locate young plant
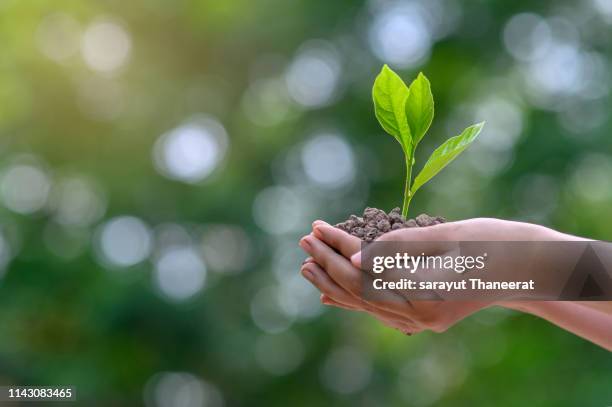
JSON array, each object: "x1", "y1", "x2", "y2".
[{"x1": 372, "y1": 65, "x2": 484, "y2": 218}]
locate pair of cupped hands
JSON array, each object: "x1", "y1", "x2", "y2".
[{"x1": 298, "y1": 217, "x2": 568, "y2": 335}]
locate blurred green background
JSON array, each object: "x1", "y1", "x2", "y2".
[{"x1": 0, "y1": 0, "x2": 611, "y2": 405}]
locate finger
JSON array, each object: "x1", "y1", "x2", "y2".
[
  {"x1": 302, "y1": 256, "x2": 315, "y2": 265},
  {"x1": 301, "y1": 262, "x2": 363, "y2": 307},
  {"x1": 305, "y1": 263, "x2": 419, "y2": 325},
  {"x1": 299, "y1": 238, "x2": 417, "y2": 316},
  {"x1": 301, "y1": 235, "x2": 407, "y2": 305},
  {"x1": 300, "y1": 235, "x2": 363, "y2": 294},
  {"x1": 321, "y1": 294, "x2": 360, "y2": 311},
  {"x1": 306, "y1": 264, "x2": 394, "y2": 314},
  {"x1": 312, "y1": 221, "x2": 361, "y2": 258}
]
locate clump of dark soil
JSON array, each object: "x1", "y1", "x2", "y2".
[{"x1": 335, "y1": 207, "x2": 446, "y2": 242}]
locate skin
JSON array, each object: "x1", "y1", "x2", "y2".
[{"x1": 299, "y1": 218, "x2": 612, "y2": 351}]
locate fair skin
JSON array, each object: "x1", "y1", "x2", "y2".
[{"x1": 299, "y1": 218, "x2": 612, "y2": 351}]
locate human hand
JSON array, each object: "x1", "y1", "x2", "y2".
[
  {"x1": 299, "y1": 220, "x2": 502, "y2": 333},
  {"x1": 299, "y1": 217, "x2": 585, "y2": 333},
  {"x1": 300, "y1": 218, "x2": 612, "y2": 349},
  {"x1": 301, "y1": 258, "x2": 425, "y2": 334}
]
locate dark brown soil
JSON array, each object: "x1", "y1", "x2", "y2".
[{"x1": 335, "y1": 207, "x2": 446, "y2": 242}]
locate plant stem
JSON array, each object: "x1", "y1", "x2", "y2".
[{"x1": 402, "y1": 154, "x2": 413, "y2": 218}]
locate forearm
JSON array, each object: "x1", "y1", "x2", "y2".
[
  {"x1": 501, "y1": 301, "x2": 612, "y2": 352},
  {"x1": 574, "y1": 301, "x2": 612, "y2": 313}
]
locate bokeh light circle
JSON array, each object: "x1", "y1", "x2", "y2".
[
  {"x1": 37, "y1": 13, "x2": 81, "y2": 63},
  {"x1": 301, "y1": 133, "x2": 356, "y2": 189},
  {"x1": 285, "y1": 40, "x2": 341, "y2": 108},
  {"x1": 154, "y1": 246, "x2": 207, "y2": 301},
  {"x1": 144, "y1": 372, "x2": 224, "y2": 407},
  {"x1": 252, "y1": 186, "x2": 311, "y2": 235},
  {"x1": 50, "y1": 176, "x2": 106, "y2": 227},
  {"x1": 503, "y1": 13, "x2": 552, "y2": 62},
  {"x1": 369, "y1": 4, "x2": 432, "y2": 68},
  {"x1": 320, "y1": 347, "x2": 372, "y2": 394},
  {"x1": 254, "y1": 332, "x2": 305, "y2": 375},
  {"x1": 154, "y1": 116, "x2": 228, "y2": 184},
  {"x1": 81, "y1": 18, "x2": 132, "y2": 73},
  {"x1": 96, "y1": 216, "x2": 152, "y2": 268},
  {"x1": 0, "y1": 162, "x2": 51, "y2": 215}
]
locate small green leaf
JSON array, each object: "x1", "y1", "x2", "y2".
[
  {"x1": 405, "y1": 72, "x2": 434, "y2": 148},
  {"x1": 372, "y1": 64, "x2": 411, "y2": 151},
  {"x1": 411, "y1": 122, "x2": 485, "y2": 195}
]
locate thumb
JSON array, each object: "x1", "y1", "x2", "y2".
[
  {"x1": 375, "y1": 222, "x2": 456, "y2": 242},
  {"x1": 352, "y1": 221, "x2": 459, "y2": 268},
  {"x1": 372, "y1": 222, "x2": 459, "y2": 256}
]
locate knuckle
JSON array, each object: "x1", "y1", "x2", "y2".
[
  {"x1": 325, "y1": 230, "x2": 339, "y2": 246},
  {"x1": 315, "y1": 251, "x2": 331, "y2": 269},
  {"x1": 325, "y1": 226, "x2": 346, "y2": 246}
]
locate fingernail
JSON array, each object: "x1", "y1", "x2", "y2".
[
  {"x1": 302, "y1": 257, "x2": 314, "y2": 265},
  {"x1": 299, "y1": 237, "x2": 312, "y2": 251},
  {"x1": 312, "y1": 226, "x2": 324, "y2": 239},
  {"x1": 302, "y1": 268, "x2": 314, "y2": 282},
  {"x1": 351, "y1": 251, "x2": 361, "y2": 266},
  {"x1": 312, "y1": 220, "x2": 329, "y2": 228}
]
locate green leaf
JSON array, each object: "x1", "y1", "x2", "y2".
[
  {"x1": 372, "y1": 64, "x2": 411, "y2": 151},
  {"x1": 411, "y1": 122, "x2": 485, "y2": 195},
  {"x1": 405, "y1": 72, "x2": 434, "y2": 148}
]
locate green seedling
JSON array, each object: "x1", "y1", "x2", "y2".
[{"x1": 372, "y1": 64, "x2": 484, "y2": 218}]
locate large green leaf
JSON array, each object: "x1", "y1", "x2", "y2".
[
  {"x1": 372, "y1": 64, "x2": 411, "y2": 151},
  {"x1": 405, "y1": 72, "x2": 434, "y2": 148},
  {"x1": 411, "y1": 122, "x2": 485, "y2": 194}
]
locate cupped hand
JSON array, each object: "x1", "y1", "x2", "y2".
[
  {"x1": 301, "y1": 258, "x2": 422, "y2": 334},
  {"x1": 297, "y1": 219, "x2": 536, "y2": 333},
  {"x1": 299, "y1": 218, "x2": 612, "y2": 350}
]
